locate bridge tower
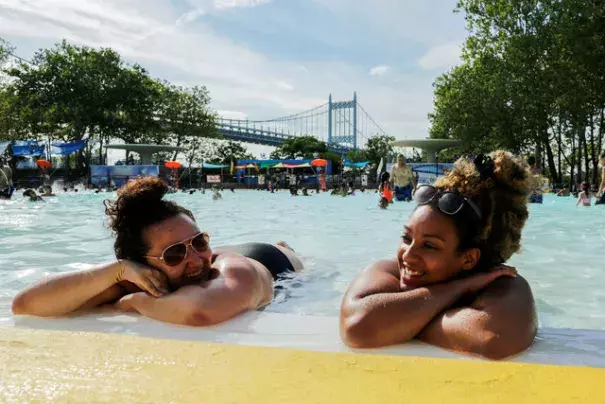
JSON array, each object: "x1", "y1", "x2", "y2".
[{"x1": 328, "y1": 92, "x2": 358, "y2": 151}]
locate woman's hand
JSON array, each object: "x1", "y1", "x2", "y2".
[
  {"x1": 459, "y1": 264, "x2": 518, "y2": 295},
  {"x1": 116, "y1": 260, "x2": 170, "y2": 297},
  {"x1": 114, "y1": 293, "x2": 138, "y2": 312}
]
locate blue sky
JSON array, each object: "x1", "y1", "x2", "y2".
[{"x1": 0, "y1": 0, "x2": 467, "y2": 154}]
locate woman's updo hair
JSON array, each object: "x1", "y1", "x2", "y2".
[
  {"x1": 433, "y1": 150, "x2": 532, "y2": 270},
  {"x1": 104, "y1": 177, "x2": 194, "y2": 263}
]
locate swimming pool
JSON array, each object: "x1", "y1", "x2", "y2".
[{"x1": 1, "y1": 190, "x2": 604, "y2": 331}]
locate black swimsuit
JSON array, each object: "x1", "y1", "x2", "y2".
[{"x1": 227, "y1": 243, "x2": 294, "y2": 279}]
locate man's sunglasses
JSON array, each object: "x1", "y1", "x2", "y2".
[
  {"x1": 413, "y1": 185, "x2": 482, "y2": 220},
  {"x1": 144, "y1": 232, "x2": 210, "y2": 267}
]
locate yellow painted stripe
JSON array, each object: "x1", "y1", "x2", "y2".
[{"x1": 1, "y1": 328, "x2": 604, "y2": 403}]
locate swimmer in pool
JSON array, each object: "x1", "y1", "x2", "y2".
[
  {"x1": 0, "y1": 159, "x2": 14, "y2": 200},
  {"x1": 41, "y1": 185, "x2": 56, "y2": 197},
  {"x1": 340, "y1": 151, "x2": 537, "y2": 360},
  {"x1": 378, "y1": 172, "x2": 393, "y2": 203},
  {"x1": 12, "y1": 177, "x2": 303, "y2": 326},
  {"x1": 527, "y1": 156, "x2": 545, "y2": 203},
  {"x1": 23, "y1": 189, "x2": 44, "y2": 202},
  {"x1": 596, "y1": 153, "x2": 605, "y2": 205},
  {"x1": 390, "y1": 154, "x2": 415, "y2": 201},
  {"x1": 576, "y1": 182, "x2": 592, "y2": 207}
]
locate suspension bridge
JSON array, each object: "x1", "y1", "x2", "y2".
[{"x1": 216, "y1": 93, "x2": 389, "y2": 154}]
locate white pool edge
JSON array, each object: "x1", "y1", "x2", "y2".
[{"x1": 2, "y1": 311, "x2": 605, "y2": 368}]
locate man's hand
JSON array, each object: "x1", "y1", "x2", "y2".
[{"x1": 115, "y1": 260, "x2": 169, "y2": 297}]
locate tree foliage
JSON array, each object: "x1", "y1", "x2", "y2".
[
  {"x1": 0, "y1": 39, "x2": 219, "y2": 170},
  {"x1": 429, "y1": 0, "x2": 605, "y2": 186},
  {"x1": 364, "y1": 135, "x2": 395, "y2": 165},
  {"x1": 269, "y1": 135, "x2": 328, "y2": 159},
  {"x1": 0, "y1": 37, "x2": 14, "y2": 68},
  {"x1": 214, "y1": 140, "x2": 254, "y2": 165}
]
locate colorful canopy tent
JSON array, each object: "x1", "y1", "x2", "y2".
[
  {"x1": 235, "y1": 163, "x2": 258, "y2": 170},
  {"x1": 12, "y1": 141, "x2": 46, "y2": 157},
  {"x1": 202, "y1": 163, "x2": 228, "y2": 169},
  {"x1": 7, "y1": 139, "x2": 87, "y2": 159},
  {"x1": 235, "y1": 158, "x2": 333, "y2": 186},
  {"x1": 283, "y1": 163, "x2": 311, "y2": 168},
  {"x1": 50, "y1": 140, "x2": 86, "y2": 156},
  {"x1": 0, "y1": 141, "x2": 10, "y2": 156},
  {"x1": 344, "y1": 160, "x2": 370, "y2": 168}
]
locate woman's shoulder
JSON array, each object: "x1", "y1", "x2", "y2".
[
  {"x1": 364, "y1": 258, "x2": 399, "y2": 275},
  {"x1": 477, "y1": 274, "x2": 534, "y2": 305}
]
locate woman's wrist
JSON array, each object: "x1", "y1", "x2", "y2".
[
  {"x1": 111, "y1": 259, "x2": 128, "y2": 283},
  {"x1": 439, "y1": 276, "x2": 475, "y2": 298}
]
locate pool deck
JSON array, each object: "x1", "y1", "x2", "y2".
[
  {"x1": 2, "y1": 326, "x2": 604, "y2": 403},
  {"x1": 2, "y1": 312, "x2": 605, "y2": 402}
]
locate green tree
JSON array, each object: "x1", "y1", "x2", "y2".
[
  {"x1": 157, "y1": 84, "x2": 217, "y2": 160},
  {"x1": 213, "y1": 140, "x2": 253, "y2": 165},
  {"x1": 346, "y1": 149, "x2": 368, "y2": 162},
  {"x1": 364, "y1": 135, "x2": 395, "y2": 165},
  {"x1": 0, "y1": 40, "x2": 218, "y2": 172},
  {"x1": 428, "y1": 0, "x2": 605, "y2": 187},
  {"x1": 270, "y1": 136, "x2": 328, "y2": 159},
  {"x1": 0, "y1": 37, "x2": 14, "y2": 69}
]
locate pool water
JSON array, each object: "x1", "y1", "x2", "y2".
[{"x1": 1, "y1": 190, "x2": 604, "y2": 331}]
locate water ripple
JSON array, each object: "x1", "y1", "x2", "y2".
[{"x1": 1, "y1": 191, "x2": 604, "y2": 330}]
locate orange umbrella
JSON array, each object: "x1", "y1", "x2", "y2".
[
  {"x1": 36, "y1": 160, "x2": 52, "y2": 172},
  {"x1": 311, "y1": 158, "x2": 328, "y2": 167},
  {"x1": 36, "y1": 159, "x2": 52, "y2": 169},
  {"x1": 164, "y1": 161, "x2": 181, "y2": 169}
]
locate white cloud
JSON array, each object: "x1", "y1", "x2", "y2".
[
  {"x1": 213, "y1": 0, "x2": 273, "y2": 10},
  {"x1": 216, "y1": 110, "x2": 248, "y2": 120},
  {"x1": 275, "y1": 80, "x2": 294, "y2": 91},
  {"x1": 0, "y1": 0, "x2": 465, "y2": 145},
  {"x1": 369, "y1": 65, "x2": 389, "y2": 76},
  {"x1": 418, "y1": 42, "x2": 462, "y2": 70},
  {"x1": 176, "y1": 8, "x2": 205, "y2": 27}
]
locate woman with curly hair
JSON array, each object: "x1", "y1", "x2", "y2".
[
  {"x1": 340, "y1": 151, "x2": 537, "y2": 360},
  {"x1": 12, "y1": 177, "x2": 302, "y2": 326}
]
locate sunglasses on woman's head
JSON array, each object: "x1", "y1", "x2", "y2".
[
  {"x1": 144, "y1": 232, "x2": 210, "y2": 267},
  {"x1": 413, "y1": 185, "x2": 482, "y2": 220}
]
